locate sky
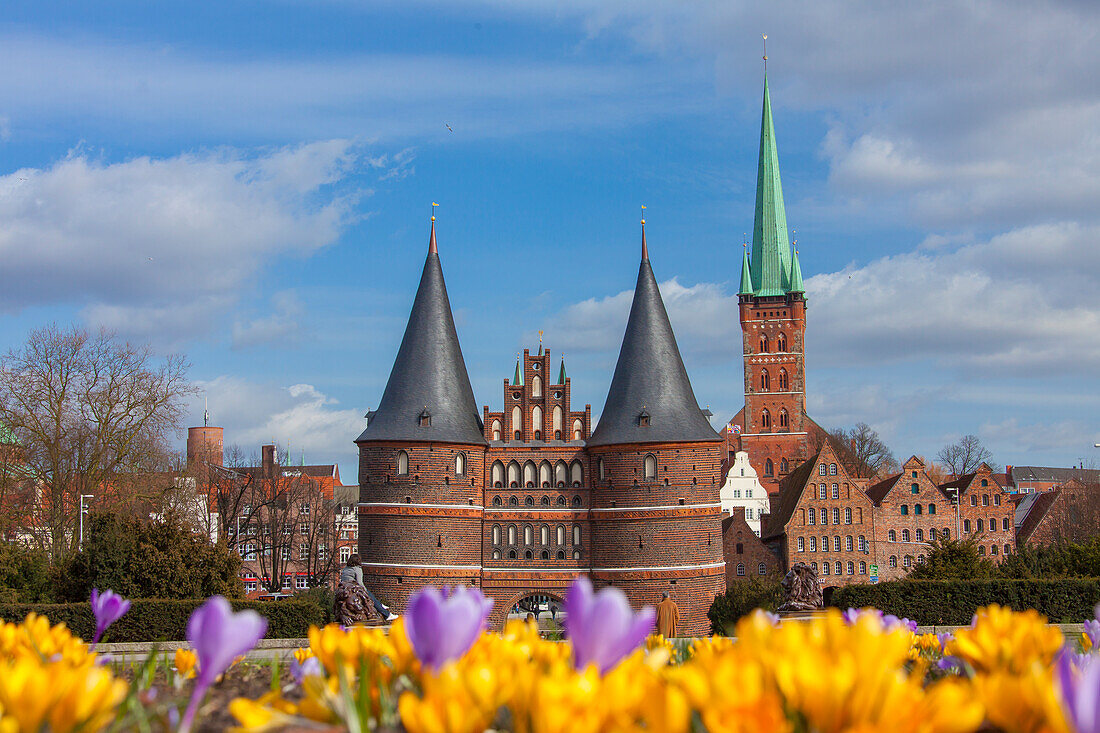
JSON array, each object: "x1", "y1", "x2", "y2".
[{"x1": 1, "y1": 0, "x2": 1099, "y2": 481}]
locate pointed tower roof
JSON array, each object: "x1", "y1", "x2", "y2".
[
  {"x1": 588, "y1": 228, "x2": 722, "y2": 447},
  {"x1": 558, "y1": 356, "x2": 567, "y2": 384},
  {"x1": 789, "y1": 248, "x2": 805, "y2": 294},
  {"x1": 738, "y1": 247, "x2": 754, "y2": 296},
  {"x1": 749, "y1": 74, "x2": 793, "y2": 297},
  {"x1": 513, "y1": 358, "x2": 524, "y2": 387},
  {"x1": 355, "y1": 219, "x2": 486, "y2": 446}
]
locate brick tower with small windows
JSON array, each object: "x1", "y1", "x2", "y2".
[
  {"x1": 728, "y1": 71, "x2": 827, "y2": 493},
  {"x1": 585, "y1": 223, "x2": 727, "y2": 636},
  {"x1": 355, "y1": 218, "x2": 488, "y2": 605}
]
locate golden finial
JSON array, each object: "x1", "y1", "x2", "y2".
[
  {"x1": 763, "y1": 34, "x2": 768, "y2": 70},
  {"x1": 538, "y1": 330, "x2": 543, "y2": 344},
  {"x1": 431, "y1": 202, "x2": 438, "y2": 221},
  {"x1": 640, "y1": 204, "x2": 646, "y2": 225}
]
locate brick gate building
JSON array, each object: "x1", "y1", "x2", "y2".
[{"x1": 355, "y1": 218, "x2": 725, "y2": 634}]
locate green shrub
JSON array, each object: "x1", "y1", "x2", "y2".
[
  {"x1": 293, "y1": 586, "x2": 335, "y2": 625},
  {"x1": 830, "y1": 578, "x2": 1100, "y2": 625},
  {"x1": 707, "y1": 576, "x2": 783, "y2": 634},
  {"x1": 0, "y1": 598, "x2": 324, "y2": 642},
  {"x1": 0, "y1": 544, "x2": 56, "y2": 603},
  {"x1": 59, "y1": 511, "x2": 242, "y2": 602}
]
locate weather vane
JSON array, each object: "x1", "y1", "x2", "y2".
[{"x1": 431, "y1": 202, "x2": 438, "y2": 221}]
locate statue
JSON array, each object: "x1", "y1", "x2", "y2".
[{"x1": 777, "y1": 562, "x2": 823, "y2": 613}]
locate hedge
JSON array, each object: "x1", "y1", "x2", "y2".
[
  {"x1": 830, "y1": 578, "x2": 1100, "y2": 625},
  {"x1": 0, "y1": 598, "x2": 326, "y2": 642}
]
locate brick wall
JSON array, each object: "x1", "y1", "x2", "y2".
[{"x1": 722, "y1": 507, "x2": 780, "y2": 584}]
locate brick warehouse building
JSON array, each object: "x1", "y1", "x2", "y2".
[
  {"x1": 726, "y1": 74, "x2": 828, "y2": 494},
  {"x1": 355, "y1": 213, "x2": 726, "y2": 634}
]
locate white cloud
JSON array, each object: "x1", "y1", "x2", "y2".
[
  {"x1": 192, "y1": 377, "x2": 364, "y2": 473},
  {"x1": 232, "y1": 291, "x2": 304, "y2": 350},
  {"x1": 0, "y1": 141, "x2": 367, "y2": 341}
]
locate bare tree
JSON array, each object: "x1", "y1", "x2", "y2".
[
  {"x1": 828, "y1": 423, "x2": 898, "y2": 479},
  {"x1": 0, "y1": 325, "x2": 192, "y2": 559},
  {"x1": 937, "y1": 435, "x2": 994, "y2": 480}
]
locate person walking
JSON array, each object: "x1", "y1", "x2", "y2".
[{"x1": 656, "y1": 592, "x2": 679, "y2": 638}]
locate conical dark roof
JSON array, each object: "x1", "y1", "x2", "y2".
[
  {"x1": 588, "y1": 228, "x2": 721, "y2": 447},
  {"x1": 355, "y1": 222, "x2": 486, "y2": 446}
]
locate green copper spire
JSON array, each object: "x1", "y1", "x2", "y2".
[
  {"x1": 749, "y1": 74, "x2": 793, "y2": 297},
  {"x1": 738, "y1": 247, "x2": 754, "y2": 296},
  {"x1": 789, "y1": 248, "x2": 805, "y2": 294},
  {"x1": 558, "y1": 356, "x2": 567, "y2": 384},
  {"x1": 513, "y1": 358, "x2": 523, "y2": 386}
]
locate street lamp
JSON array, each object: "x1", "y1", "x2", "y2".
[{"x1": 78, "y1": 494, "x2": 95, "y2": 550}]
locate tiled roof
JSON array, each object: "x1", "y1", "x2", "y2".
[
  {"x1": 864, "y1": 474, "x2": 902, "y2": 504},
  {"x1": 1015, "y1": 490, "x2": 1060, "y2": 544},
  {"x1": 762, "y1": 447, "x2": 821, "y2": 540},
  {"x1": 1011, "y1": 466, "x2": 1100, "y2": 484}
]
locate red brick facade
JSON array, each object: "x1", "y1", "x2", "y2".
[
  {"x1": 940, "y1": 463, "x2": 1015, "y2": 560},
  {"x1": 722, "y1": 507, "x2": 780, "y2": 584},
  {"x1": 868, "y1": 457, "x2": 955, "y2": 580},
  {"x1": 359, "y1": 349, "x2": 726, "y2": 635}
]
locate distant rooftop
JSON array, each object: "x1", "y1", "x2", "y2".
[{"x1": 1010, "y1": 465, "x2": 1100, "y2": 484}]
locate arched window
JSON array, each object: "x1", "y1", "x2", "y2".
[
  {"x1": 916, "y1": 528, "x2": 924, "y2": 542},
  {"x1": 902, "y1": 529, "x2": 911, "y2": 542},
  {"x1": 493, "y1": 549, "x2": 501, "y2": 560},
  {"x1": 777, "y1": 333, "x2": 787, "y2": 352},
  {"x1": 889, "y1": 529, "x2": 897, "y2": 542},
  {"x1": 557, "y1": 496, "x2": 567, "y2": 506},
  {"x1": 541, "y1": 550, "x2": 549, "y2": 560},
  {"x1": 556, "y1": 525, "x2": 565, "y2": 545},
  {"x1": 929, "y1": 528, "x2": 937, "y2": 540},
  {"x1": 781, "y1": 458, "x2": 789, "y2": 473},
  {"x1": 797, "y1": 537, "x2": 805, "y2": 552},
  {"x1": 821, "y1": 562, "x2": 830, "y2": 576},
  {"x1": 523, "y1": 526, "x2": 532, "y2": 545},
  {"x1": 889, "y1": 556, "x2": 898, "y2": 568},
  {"x1": 832, "y1": 484, "x2": 839, "y2": 499},
  {"x1": 572, "y1": 419, "x2": 583, "y2": 441},
  {"x1": 597, "y1": 457, "x2": 605, "y2": 480},
  {"x1": 844, "y1": 507, "x2": 852, "y2": 524},
  {"x1": 859, "y1": 561, "x2": 866, "y2": 574},
  {"x1": 991, "y1": 544, "x2": 998, "y2": 555},
  {"x1": 532, "y1": 405, "x2": 542, "y2": 436},
  {"x1": 507, "y1": 461, "x2": 520, "y2": 487},
  {"x1": 833, "y1": 536, "x2": 841, "y2": 552},
  {"x1": 819, "y1": 484, "x2": 827, "y2": 500},
  {"x1": 830, "y1": 463, "x2": 837, "y2": 476},
  {"x1": 964, "y1": 519, "x2": 971, "y2": 533},
  {"x1": 761, "y1": 409, "x2": 771, "y2": 429},
  {"x1": 508, "y1": 526, "x2": 516, "y2": 545},
  {"x1": 760, "y1": 334, "x2": 769, "y2": 353},
  {"x1": 819, "y1": 508, "x2": 827, "y2": 525},
  {"x1": 761, "y1": 369, "x2": 770, "y2": 391},
  {"x1": 572, "y1": 495, "x2": 582, "y2": 507},
  {"x1": 859, "y1": 535, "x2": 867, "y2": 551},
  {"x1": 524, "y1": 461, "x2": 536, "y2": 487},
  {"x1": 511, "y1": 405, "x2": 523, "y2": 438},
  {"x1": 525, "y1": 550, "x2": 533, "y2": 559},
  {"x1": 820, "y1": 464, "x2": 827, "y2": 476},
  {"x1": 573, "y1": 549, "x2": 581, "y2": 560},
  {"x1": 509, "y1": 495, "x2": 518, "y2": 506},
  {"x1": 508, "y1": 549, "x2": 517, "y2": 559},
  {"x1": 455, "y1": 453, "x2": 466, "y2": 476},
  {"x1": 397, "y1": 450, "x2": 409, "y2": 476},
  {"x1": 539, "y1": 461, "x2": 552, "y2": 488},
  {"x1": 764, "y1": 459, "x2": 774, "y2": 477},
  {"x1": 759, "y1": 563, "x2": 767, "y2": 575},
  {"x1": 555, "y1": 461, "x2": 567, "y2": 487},
  {"x1": 900, "y1": 505, "x2": 908, "y2": 515},
  {"x1": 491, "y1": 461, "x2": 504, "y2": 487},
  {"x1": 492, "y1": 495, "x2": 502, "y2": 506},
  {"x1": 736, "y1": 563, "x2": 745, "y2": 576},
  {"x1": 846, "y1": 561, "x2": 854, "y2": 575},
  {"x1": 553, "y1": 406, "x2": 563, "y2": 437},
  {"x1": 914, "y1": 504, "x2": 923, "y2": 515},
  {"x1": 929, "y1": 503, "x2": 936, "y2": 514},
  {"x1": 832, "y1": 508, "x2": 840, "y2": 524},
  {"x1": 644, "y1": 454, "x2": 657, "y2": 479},
  {"x1": 845, "y1": 536, "x2": 853, "y2": 551},
  {"x1": 525, "y1": 496, "x2": 534, "y2": 506},
  {"x1": 540, "y1": 525, "x2": 549, "y2": 545},
  {"x1": 778, "y1": 368, "x2": 789, "y2": 390},
  {"x1": 531, "y1": 375, "x2": 542, "y2": 397},
  {"x1": 978, "y1": 545, "x2": 986, "y2": 556},
  {"x1": 492, "y1": 525, "x2": 501, "y2": 545},
  {"x1": 571, "y1": 461, "x2": 583, "y2": 486},
  {"x1": 557, "y1": 550, "x2": 565, "y2": 560},
  {"x1": 976, "y1": 519, "x2": 984, "y2": 532},
  {"x1": 809, "y1": 537, "x2": 817, "y2": 551},
  {"x1": 491, "y1": 419, "x2": 502, "y2": 441},
  {"x1": 573, "y1": 525, "x2": 581, "y2": 545},
  {"x1": 809, "y1": 510, "x2": 816, "y2": 526},
  {"x1": 779, "y1": 409, "x2": 789, "y2": 428}
]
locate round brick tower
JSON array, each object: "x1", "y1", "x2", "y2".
[
  {"x1": 586, "y1": 224, "x2": 727, "y2": 635},
  {"x1": 355, "y1": 217, "x2": 488, "y2": 610}
]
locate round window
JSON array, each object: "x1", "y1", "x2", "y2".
[
  {"x1": 554, "y1": 391, "x2": 562, "y2": 399},
  {"x1": 512, "y1": 392, "x2": 520, "y2": 400},
  {"x1": 532, "y1": 363, "x2": 540, "y2": 371}
]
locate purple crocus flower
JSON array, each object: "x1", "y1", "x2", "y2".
[
  {"x1": 563, "y1": 576, "x2": 655, "y2": 674},
  {"x1": 290, "y1": 655, "x2": 323, "y2": 684},
  {"x1": 937, "y1": 656, "x2": 963, "y2": 673},
  {"x1": 1058, "y1": 648, "x2": 1100, "y2": 733},
  {"x1": 1086, "y1": 607, "x2": 1100, "y2": 650},
  {"x1": 89, "y1": 589, "x2": 131, "y2": 646},
  {"x1": 937, "y1": 632, "x2": 953, "y2": 652},
  {"x1": 179, "y1": 596, "x2": 267, "y2": 733},
  {"x1": 405, "y1": 585, "x2": 493, "y2": 670},
  {"x1": 882, "y1": 614, "x2": 918, "y2": 633},
  {"x1": 842, "y1": 608, "x2": 883, "y2": 626}
]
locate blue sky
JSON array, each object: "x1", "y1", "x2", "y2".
[{"x1": 2, "y1": 0, "x2": 1099, "y2": 480}]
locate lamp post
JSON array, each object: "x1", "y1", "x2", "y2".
[{"x1": 78, "y1": 494, "x2": 95, "y2": 550}]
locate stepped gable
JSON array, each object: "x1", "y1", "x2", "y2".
[
  {"x1": 588, "y1": 225, "x2": 721, "y2": 447},
  {"x1": 761, "y1": 448, "x2": 820, "y2": 539},
  {"x1": 356, "y1": 221, "x2": 486, "y2": 446}
]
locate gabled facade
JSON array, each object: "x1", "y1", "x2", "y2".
[
  {"x1": 762, "y1": 441, "x2": 875, "y2": 588},
  {"x1": 719, "y1": 451, "x2": 771, "y2": 536},
  {"x1": 867, "y1": 456, "x2": 955, "y2": 580},
  {"x1": 939, "y1": 463, "x2": 1015, "y2": 560},
  {"x1": 1015, "y1": 479, "x2": 1100, "y2": 546}
]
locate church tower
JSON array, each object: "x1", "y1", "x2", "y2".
[{"x1": 732, "y1": 72, "x2": 823, "y2": 494}]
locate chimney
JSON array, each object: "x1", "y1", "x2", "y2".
[{"x1": 262, "y1": 444, "x2": 277, "y2": 479}]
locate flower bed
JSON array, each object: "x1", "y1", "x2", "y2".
[{"x1": 1, "y1": 579, "x2": 1097, "y2": 732}]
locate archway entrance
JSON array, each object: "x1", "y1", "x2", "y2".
[{"x1": 503, "y1": 591, "x2": 567, "y2": 631}]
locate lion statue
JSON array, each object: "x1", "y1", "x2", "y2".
[{"x1": 777, "y1": 561, "x2": 823, "y2": 612}]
